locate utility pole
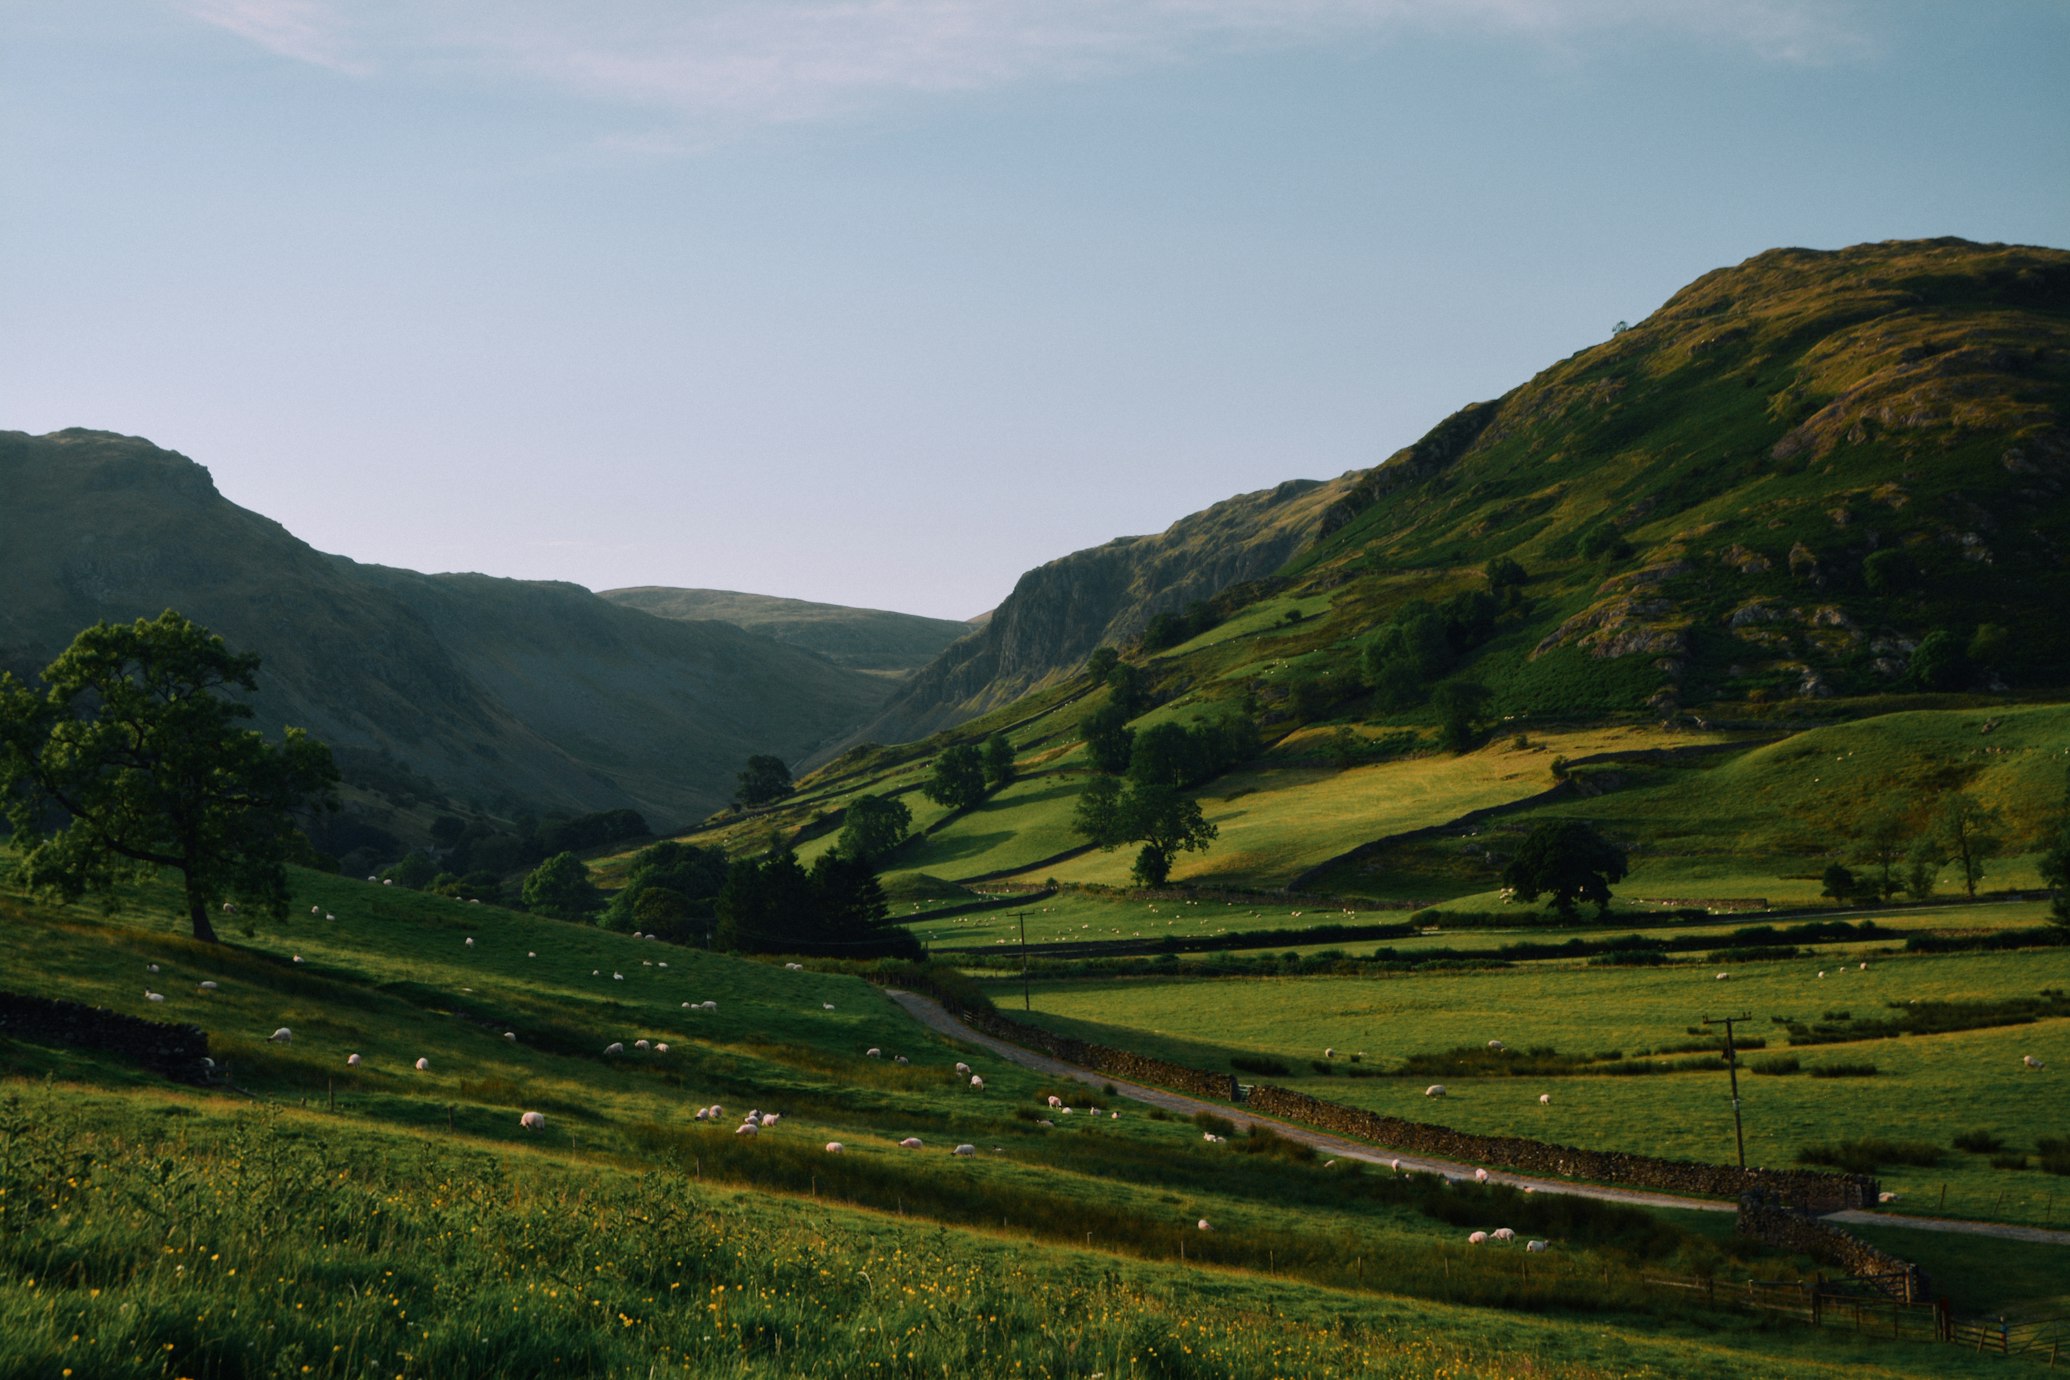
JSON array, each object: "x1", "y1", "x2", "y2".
[
  {"x1": 1018, "y1": 911, "x2": 1031, "y2": 1012},
  {"x1": 1704, "y1": 1012, "x2": 1752, "y2": 1169}
]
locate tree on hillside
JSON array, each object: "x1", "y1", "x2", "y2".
[
  {"x1": 0, "y1": 610, "x2": 338, "y2": 944},
  {"x1": 838, "y1": 792, "x2": 912, "y2": 862},
  {"x1": 521, "y1": 851, "x2": 599, "y2": 921},
  {"x1": 1432, "y1": 679, "x2": 1493, "y2": 754},
  {"x1": 2041, "y1": 781, "x2": 2070, "y2": 927},
  {"x1": 713, "y1": 846, "x2": 916, "y2": 957},
  {"x1": 982, "y1": 733, "x2": 1017, "y2": 791},
  {"x1": 734, "y1": 754, "x2": 793, "y2": 808},
  {"x1": 1858, "y1": 805, "x2": 1910, "y2": 901},
  {"x1": 1933, "y1": 793, "x2": 2002, "y2": 900},
  {"x1": 1082, "y1": 701, "x2": 1136, "y2": 775},
  {"x1": 1501, "y1": 821, "x2": 1629, "y2": 919},
  {"x1": 923, "y1": 744, "x2": 988, "y2": 812},
  {"x1": 597, "y1": 840, "x2": 726, "y2": 935},
  {"x1": 1821, "y1": 863, "x2": 1860, "y2": 906},
  {"x1": 1085, "y1": 646, "x2": 1120, "y2": 682},
  {"x1": 1070, "y1": 776, "x2": 1218, "y2": 888}
]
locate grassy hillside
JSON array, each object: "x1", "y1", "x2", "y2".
[
  {"x1": 0, "y1": 430, "x2": 889, "y2": 832},
  {"x1": 2, "y1": 862, "x2": 2033, "y2": 1378},
  {"x1": 599, "y1": 585, "x2": 973, "y2": 675}
]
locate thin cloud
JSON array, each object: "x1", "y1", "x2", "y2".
[{"x1": 171, "y1": 0, "x2": 1876, "y2": 132}]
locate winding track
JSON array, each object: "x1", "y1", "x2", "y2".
[{"x1": 886, "y1": 989, "x2": 2070, "y2": 1246}]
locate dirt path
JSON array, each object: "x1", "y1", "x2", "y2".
[{"x1": 887, "y1": 990, "x2": 2070, "y2": 1246}]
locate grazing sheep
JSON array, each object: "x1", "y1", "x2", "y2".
[
  {"x1": 1539, "y1": 1093, "x2": 1551, "y2": 1105},
  {"x1": 604, "y1": 1042, "x2": 625, "y2": 1055},
  {"x1": 310, "y1": 906, "x2": 320, "y2": 915},
  {"x1": 504, "y1": 1032, "x2": 517, "y2": 1042},
  {"x1": 708, "y1": 1104, "x2": 722, "y2": 1117},
  {"x1": 1878, "y1": 1191, "x2": 1899, "y2": 1203},
  {"x1": 894, "y1": 1055, "x2": 909, "y2": 1065},
  {"x1": 1525, "y1": 1239, "x2": 1548, "y2": 1253},
  {"x1": 383, "y1": 879, "x2": 392, "y2": 886},
  {"x1": 866, "y1": 1047, "x2": 882, "y2": 1059},
  {"x1": 147, "y1": 963, "x2": 160, "y2": 973},
  {"x1": 612, "y1": 972, "x2": 623, "y2": 981},
  {"x1": 761, "y1": 1113, "x2": 780, "y2": 1125},
  {"x1": 634, "y1": 1039, "x2": 651, "y2": 1051},
  {"x1": 2023, "y1": 1054, "x2": 2046, "y2": 1069},
  {"x1": 528, "y1": 951, "x2": 536, "y2": 958},
  {"x1": 414, "y1": 1057, "x2": 430, "y2": 1071},
  {"x1": 1819, "y1": 971, "x2": 1826, "y2": 978},
  {"x1": 1196, "y1": 1219, "x2": 1213, "y2": 1232},
  {"x1": 824, "y1": 1142, "x2": 845, "y2": 1154},
  {"x1": 325, "y1": 913, "x2": 335, "y2": 921},
  {"x1": 785, "y1": 962, "x2": 803, "y2": 970},
  {"x1": 1038, "y1": 1119, "x2": 1053, "y2": 1128},
  {"x1": 346, "y1": 1053, "x2": 361, "y2": 1066},
  {"x1": 1048, "y1": 1095, "x2": 1063, "y2": 1108},
  {"x1": 955, "y1": 1062, "x2": 971, "y2": 1075},
  {"x1": 952, "y1": 1144, "x2": 975, "y2": 1157},
  {"x1": 198, "y1": 981, "x2": 218, "y2": 991},
  {"x1": 1467, "y1": 1231, "x2": 1488, "y2": 1245},
  {"x1": 1859, "y1": 961, "x2": 1867, "y2": 970},
  {"x1": 1424, "y1": 1084, "x2": 1447, "y2": 1098},
  {"x1": 1715, "y1": 972, "x2": 1730, "y2": 981},
  {"x1": 736, "y1": 1123, "x2": 759, "y2": 1136},
  {"x1": 292, "y1": 955, "x2": 303, "y2": 964},
  {"x1": 1110, "y1": 1112, "x2": 1119, "y2": 1120},
  {"x1": 1492, "y1": 1228, "x2": 1515, "y2": 1242},
  {"x1": 222, "y1": 902, "x2": 237, "y2": 913},
  {"x1": 899, "y1": 1137, "x2": 924, "y2": 1149},
  {"x1": 823, "y1": 1003, "x2": 835, "y2": 1011},
  {"x1": 520, "y1": 1111, "x2": 546, "y2": 1131},
  {"x1": 655, "y1": 1043, "x2": 669, "y2": 1054},
  {"x1": 269, "y1": 1027, "x2": 293, "y2": 1043},
  {"x1": 693, "y1": 1107, "x2": 711, "y2": 1121},
  {"x1": 464, "y1": 937, "x2": 474, "y2": 948},
  {"x1": 1202, "y1": 1133, "x2": 1223, "y2": 1144},
  {"x1": 658, "y1": 962, "x2": 668, "y2": 968},
  {"x1": 1390, "y1": 1158, "x2": 1401, "y2": 1173},
  {"x1": 969, "y1": 1076, "x2": 984, "y2": 1090},
  {"x1": 1474, "y1": 1168, "x2": 1489, "y2": 1183},
  {"x1": 701, "y1": 1001, "x2": 717, "y2": 1011},
  {"x1": 1323, "y1": 1047, "x2": 1335, "y2": 1059},
  {"x1": 145, "y1": 990, "x2": 164, "y2": 1002},
  {"x1": 1487, "y1": 1040, "x2": 1504, "y2": 1052},
  {"x1": 632, "y1": 932, "x2": 644, "y2": 940}
]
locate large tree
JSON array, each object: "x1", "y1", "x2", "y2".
[
  {"x1": 922, "y1": 744, "x2": 988, "y2": 812},
  {"x1": 838, "y1": 792, "x2": 912, "y2": 862},
  {"x1": 1071, "y1": 777, "x2": 1218, "y2": 888},
  {"x1": 521, "y1": 851, "x2": 599, "y2": 921},
  {"x1": 0, "y1": 611, "x2": 337, "y2": 944},
  {"x1": 1934, "y1": 793, "x2": 2002, "y2": 900},
  {"x1": 734, "y1": 754, "x2": 793, "y2": 808},
  {"x1": 1500, "y1": 820, "x2": 1629, "y2": 919}
]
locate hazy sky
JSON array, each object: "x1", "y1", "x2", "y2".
[{"x1": 5, "y1": 2, "x2": 2065, "y2": 619}]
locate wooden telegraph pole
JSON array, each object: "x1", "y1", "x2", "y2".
[
  {"x1": 1018, "y1": 911, "x2": 1031, "y2": 1011},
  {"x1": 1704, "y1": 1012, "x2": 1752, "y2": 1169}
]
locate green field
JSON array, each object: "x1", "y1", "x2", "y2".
[
  {"x1": 1011, "y1": 945, "x2": 2070, "y2": 1229},
  {"x1": 3, "y1": 860, "x2": 2038, "y2": 1377}
]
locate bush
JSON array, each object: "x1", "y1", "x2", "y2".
[
  {"x1": 1952, "y1": 1129, "x2": 2006, "y2": 1154},
  {"x1": 1239, "y1": 1126, "x2": 1317, "y2": 1163},
  {"x1": 1191, "y1": 1111, "x2": 1236, "y2": 1138},
  {"x1": 1991, "y1": 1153, "x2": 2030, "y2": 1171},
  {"x1": 1750, "y1": 1056, "x2": 1801, "y2": 1076},
  {"x1": 2039, "y1": 1137, "x2": 2070, "y2": 1176},
  {"x1": 1809, "y1": 1061, "x2": 1878, "y2": 1078}
]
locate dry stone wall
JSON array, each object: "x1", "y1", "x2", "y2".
[
  {"x1": 0, "y1": 990, "x2": 211, "y2": 1082},
  {"x1": 1737, "y1": 1191, "x2": 1928, "y2": 1300},
  {"x1": 960, "y1": 1007, "x2": 1239, "y2": 1101}
]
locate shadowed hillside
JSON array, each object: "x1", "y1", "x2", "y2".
[
  {"x1": 0, "y1": 430, "x2": 891, "y2": 828},
  {"x1": 600, "y1": 585, "x2": 973, "y2": 674}
]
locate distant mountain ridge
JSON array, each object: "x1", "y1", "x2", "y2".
[
  {"x1": 0, "y1": 430, "x2": 891, "y2": 828},
  {"x1": 599, "y1": 586, "x2": 973, "y2": 675},
  {"x1": 852, "y1": 475, "x2": 1360, "y2": 745}
]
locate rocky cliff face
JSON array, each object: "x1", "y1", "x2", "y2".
[
  {"x1": 853, "y1": 475, "x2": 1360, "y2": 744},
  {"x1": 0, "y1": 429, "x2": 890, "y2": 827}
]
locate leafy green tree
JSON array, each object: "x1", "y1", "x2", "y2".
[
  {"x1": 1486, "y1": 556, "x2": 1528, "y2": 595},
  {"x1": 1070, "y1": 777, "x2": 1217, "y2": 887},
  {"x1": 1070, "y1": 774, "x2": 1129, "y2": 847},
  {"x1": 629, "y1": 885, "x2": 706, "y2": 946},
  {"x1": 713, "y1": 847, "x2": 914, "y2": 957},
  {"x1": 1105, "y1": 662, "x2": 1146, "y2": 717},
  {"x1": 1432, "y1": 680, "x2": 1493, "y2": 754},
  {"x1": 982, "y1": 733, "x2": 1017, "y2": 790},
  {"x1": 598, "y1": 840, "x2": 726, "y2": 933},
  {"x1": 922, "y1": 744, "x2": 988, "y2": 812},
  {"x1": 383, "y1": 850, "x2": 438, "y2": 889},
  {"x1": 1082, "y1": 702, "x2": 1136, "y2": 775},
  {"x1": 1933, "y1": 793, "x2": 2002, "y2": 899},
  {"x1": 1858, "y1": 805, "x2": 1910, "y2": 901},
  {"x1": 0, "y1": 611, "x2": 337, "y2": 944},
  {"x1": 1084, "y1": 646, "x2": 1120, "y2": 682},
  {"x1": 1909, "y1": 630, "x2": 1969, "y2": 692},
  {"x1": 734, "y1": 754, "x2": 793, "y2": 808},
  {"x1": 1820, "y1": 863, "x2": 1860, "y2": 905},
  {"x1": 1903, "y1": 839, "x2": 1943, "y2": 900},
  {"x1": 838, "y1": 793, "x2": 912, "y2": 862},
  {"x1": 1500, "y1": 821, "x2": 1629, "y2": 919},
  {"x1": 521, "y1": 851, "x2": 599, "y2": 921}
]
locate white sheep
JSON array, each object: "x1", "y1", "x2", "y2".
[
  {"x1": 222, "y1": 901, "x2": 237, "y2": 913},
  {"x1": 147, "y1": 963, "x2": 160, "y2": 973},
  {"x1": 1539, "y1": 1093, "x2": 1551, "y2": 1105},
  {"x1": 604, "y1": 1042, "x2": 625, "y2": 1055},
  {"x1": 899, "y1": 1137, "x2": 924, "y2": 1149},
  {"x1": 952, "y1": 1144, "x2": 975, "y2": 1157},
  {"x1": 894, "y1": 1055, "x2": 909, "y2": 1065},
  {"x1": 145, "y1": 990, "x2": 164, "y2": 1002},
  {"x1": 520, "y1": 1111, "x2": 546, "y2": 1131},
  {"x1": 1487, "y1": 1039, "x2": 1504, "y2": 1052},
  {"x1": 693, "y1": 1107, "x2": 711, "y2": 1121},
  {"x1": 1202, "y1": 1133, "x2": 1223, "y2": 1144},
  {"x1": 612, "y1": 972, "x2": 623, "y2": 981},
  {"x1": 383, "y1": 879, "x2": 392, "y2": 886},
  {"x1": 1196, "y1": 1218, "x2": 1213, "y2": 1232},
  {"x1": 414, "y1": 1057, "x2": 430, "y2": 1071},
  {"x1": 824, "y1": 1142, "x2": 845, "y2": 1154},
  {"x1": 1390, "y1": 1158, "x2": 1401, "y2": 1173},
  {"x1": 311, "y1": 906, "x2": 320, "y2": 915},
  {"x1": 701, "y1": 1001, "x2": 717, "y2": 1011},
  {"x1": 346, "y1": 1053, "x2": 361, "y2": 1066},
  {"x1": 1425, "y1": 1084, "x2": 1447, "y2": 1098},
  {"x1": 464, "y1": 937, "x2": 474, "y2": 947},
  {"x1": 325, "y1": 913, "x2": 334, "y2": 921},
  {"x1": 970, "y1": 1075, "x2": 984, "y2": 1090},
  {"x1": 866, "y1": 1047, "x2": 882, "y2": 1058},
  {"x1": 1878, "y1": 1190, "x2": 1900, "y2": 1204},
  {"x1": 1323, "y1": 1047, "x2": 1335, "y2": 1059},
  {"x1": 955, "y1": 1062, "x2": 971, "y2": 1075},
  {"x1": 1038, "y1": 1119, "x2": 1053, "y2": 1128},
  {"x1": 1047, "y1": 1094, "x2": 1063, "y2": 1108},
  {"x1": 785, "y1": 962, "x2": 803, "y2": 970},
  {"x1": 1492, "y1": 1227, "x2": 1515, "y2": 1242},
  {"x1": 634, "y1": 1039, "x2": 651, "y2": 1051},
  {"x1": 1467, "y1": 1231, "x2": 1488, "y2": 1245},
  {"x1": 1525, "y1": 1240, "x2": 1548, "y2": 1253},
  {"x1": 504, "y1": 1031, "x2": 517, "y2": 1042},
  {"x1": 1859, "y1": 961, "x2": 1867, "y2": 970},
  {"x1": 654, "y1": 1043, "x2": 669, "y2": 1054},
  {"x1": 736, "y1": 1123, "x2": 759, "y2": 1136},
  {"x1": 823, "y1": 1003, "x2": 835, "y2": 1011},
  {"x1": 198, "y1": 980, "x2": 218, "y2": 991},
  {"x1": 1819, "y1": 971, "x2": 1826, "y2": 978},
  {"x1": 632, "y1": 931, "x2": 644, "y2": 940},
  {"x1": 2023, "y1": 1054, "x2": 2046, "y2": 1069},
  {"x1": 528, "y1": 951, "x2": 536, "y2": 958},
  {"x1": 1474, "y1": 1168, "x2": 1489, "y2": 1183},
  {"x1": 292, "y1": 955, "x2": 303, "y2": 964},
  {"x1": 1715, "y1": 972, "x2": 1730, "y2": 981},
  {"x1": 269, "y1": 1027, "x2": 292, "y2": 1043},
  {"x1": 761, "y1": 1112, "x2": 780, "y2": 1125}
]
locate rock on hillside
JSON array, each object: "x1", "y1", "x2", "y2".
[
  {"x1": 0, "y1": 430, "x2": 891, "y2": 827},
  {"x1": 599, "y1": 586, "x2": 973, "y2": 675},
  {"x1": 855, "y1": 475, "x2": 1360, "y2": 744}
]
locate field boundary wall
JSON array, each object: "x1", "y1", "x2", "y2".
[{"x1": 0, "y1": 989, "x2": 211, "y2": 1082}]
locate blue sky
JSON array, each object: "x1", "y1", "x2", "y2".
[{"x1": 4, "y1": 2, "x2": 2065, "y2": 619}]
